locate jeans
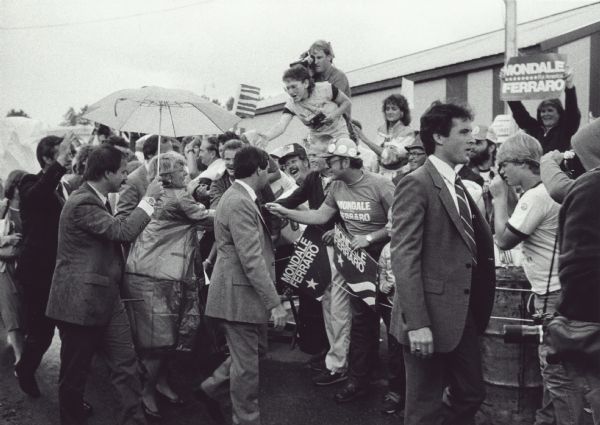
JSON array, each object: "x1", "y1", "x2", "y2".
[{"x1": 534, "y1": 291, "x2": 585, "y2": 425}]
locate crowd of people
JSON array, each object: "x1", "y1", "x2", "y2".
[{"x1": 0, "y1": 38, "x2": 599, "y2": 425}]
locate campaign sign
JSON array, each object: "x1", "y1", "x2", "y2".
[
  {"x1": 501, "y1": 53, "x2": 567, "y2": 101},
  {"x1": 278, "y1": 226, "x2": 330, "y2": 300},
  {"x1": 333, "y1": 225, "x2": 378, "y2": 307}
]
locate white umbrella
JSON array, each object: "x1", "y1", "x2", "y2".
[{"x1": 83, "y1": 86, "x2": 241, "y2": 173}]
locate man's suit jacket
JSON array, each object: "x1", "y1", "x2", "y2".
[
  {"x1": 46, "y1": 183, "x2": 151, "y2": 326},
  {"x1": 205, "y1": 182, "x2": 280, "y2": 324},
  {"x1": 390, "y1": 159, "x2": 495, "y2": 353},
  {"x1": 116, "y1": 163, "x2": 148, "y2": 218},
  {"x1": 17, "y1": 162, "x2": 67, "y2": 286}
]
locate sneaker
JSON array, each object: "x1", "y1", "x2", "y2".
[
  {"x1": 334, "y1": 381, "x2": 367, "y2": 403},
  {"x1": 312, "y1": 371, "x2": 348, "y2": 386},
  {"x1": 381, "y1": 391, "x2": 403, "y2": 415}
]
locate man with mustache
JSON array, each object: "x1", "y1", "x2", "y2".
[
  {"x1": 271, "y1": 143, "x2": 311, "y2": 185},
  {"x1": 46, "y1": 144, "x2": 164, "y2": 425}
]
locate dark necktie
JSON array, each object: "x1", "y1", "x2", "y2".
[
  {"x1": 105, "y1": 200, "x2": 113, "y2": 215},
  {"x1": 454, "y1": 177, "x2": 477, "y2": 264}
]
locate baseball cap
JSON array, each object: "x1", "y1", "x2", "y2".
[
  {"x1": 270, "y1": 143, "x2": 307, "y2": 164},
  {"x1": 472, "y1": 124, "x2": 498, "y2": 143},
  {"x1": 318, "y1": 138, "x2": 360, "y2": 158},
  {"x1": 405, "y1": 135, "x2": 425, "y2": 151}
]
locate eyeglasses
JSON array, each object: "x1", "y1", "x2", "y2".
[{"x1": 408, "y1": 151, "x2": 426, "y2": 157}]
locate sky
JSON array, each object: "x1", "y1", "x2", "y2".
[{"x1": 1, "y1": 0, "x2": 597, "y2": 125}]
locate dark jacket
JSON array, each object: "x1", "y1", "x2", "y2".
[
  {"x1": 508, "y1": 87, "x2": 581, "y2": 153},
  {"x1": 557, "y1": 168, "x2": 600, "y2": 323},
  {"x1": 46, "y1": 183, "x2": 151, "y2": 326},
  {"x1": 16, "y1": 161, "x2": 67, "y2": 286},
  {"x1": 276, "y1": 171, "x2": 339, "y2": 233}
]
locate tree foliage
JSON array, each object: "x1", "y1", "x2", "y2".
[
  {"x1": 6, "y1": 108, "x2": 30, "y2": 118},
  {"x1": 60, "y1": 105, "x2": 91, "y2": 126}
]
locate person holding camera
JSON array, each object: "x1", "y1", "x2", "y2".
[
  {"x1": 490, "y1": 131, "x2": 585, "y2": 425},
  {"x1": 550, "y1": 117, "x2": 600, "y2": 423},
  {"x1": 301, "y1": 39, "x2": 351, "y2": 97},
  {"x1": 256, "y1": 65, "x2": 351, "y2": 145}
]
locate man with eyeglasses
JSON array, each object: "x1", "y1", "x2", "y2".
[
  {"x1": 266, "y1": 137, "x2": 395, "y2": 403},
  {"x1": 490, "y1": 132, "x2": 585, "y2": 425}
]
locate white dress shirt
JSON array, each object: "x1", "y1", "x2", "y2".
[
  {"x1": 235, "y1": 179, "x2": 257, "y2": 202},
  {"x1": 428, "y1": 155, "x2": 471, "y2": 216}
]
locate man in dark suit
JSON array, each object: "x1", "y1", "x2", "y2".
[
  {"x1": 15, "y1": 133, "x2": 76, "y2": 397},
  {"x1": 196, "y1": 146, "x2": 287, "y2": 425},
  {"x1": 45, "y1": 145, "x2": 164, "y2": 425},
  {"x1": 390, "y1": 102, "x2": 496, "y2": 425}
]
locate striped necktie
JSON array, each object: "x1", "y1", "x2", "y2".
[{"x1": 454, "y1": 177, "x2": 477, "y2": 264}]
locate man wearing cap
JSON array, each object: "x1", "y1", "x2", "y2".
[
  {"x1": 267, "y1": 137, "x2": 395, "y2": 403},
  {"x1": 275, "y1": 141, "x2": 349, "y2": 387},
  {"x1": 458, "y1": 125, "x2": 499, "y2": 224},
  {"x1": 271, "y1": 143, "x2": 311, "y2": 185},
  {"x1": 395, "y1": 134, "x2": 428, "y2": 183}
]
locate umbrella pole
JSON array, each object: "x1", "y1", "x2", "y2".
[{"x1": 157, "y1": 103, "x2": 163, "y2": 176}]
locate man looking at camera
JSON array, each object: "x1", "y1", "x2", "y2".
[{"x1": 390, "y1": 102, "x2": 495, "y2": 425}]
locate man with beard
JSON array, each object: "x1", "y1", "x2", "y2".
[
  {"x1": 458, "y1": 125, "x2": 498, "y2": 224},
  {"x1": 46, "y1": 145, "x2": 164, "y2": 424},
  {"x1": 271, "y1": 143, "x2": 310, "y2": 185}
]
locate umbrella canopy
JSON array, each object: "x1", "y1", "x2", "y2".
[{"x1": 83, "y1": 86, "x2": 241, "y2": 137}]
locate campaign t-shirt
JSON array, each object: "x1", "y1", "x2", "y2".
[
  {"x1": 507, "y1": 183, "x2": 561, "y2": 294},
  {"x1": 324, "y1": 172, "x2": 394, "y2": 236},
  {"x1": 282, "y1": 82, "x2": 348, "y2": 139}
]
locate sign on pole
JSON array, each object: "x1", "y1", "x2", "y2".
[{"x1": 501, "y1": 54, "x2": 567, "y2": 101}]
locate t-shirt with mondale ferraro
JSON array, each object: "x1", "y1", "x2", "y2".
[{"x1": 324, "y1": 171, "x2": 394, "y2": 237}]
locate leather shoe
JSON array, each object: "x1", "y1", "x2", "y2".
[
  {"x1": 194, "y1": 386, "x2": 226, "y2": 424},
  {"x1": 334, "y1": 381, "x2": 367, "y2": 403},
  {"x1": 14, "y1": 361, "x2": 41, "y2": 398},
  {"x1": 142, "y1": 402, "x2": 162, "y2": 421}
]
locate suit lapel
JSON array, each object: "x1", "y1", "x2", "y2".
[
  {"x1": 424, "y1": 160, "x2": 473, "y2": 251},
  {"x1": 232, "y1": 182, "x2": 271, "y2": 236}
]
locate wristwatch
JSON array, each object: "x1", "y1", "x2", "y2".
[
  {"x1": 365, "y1": 234, "x2": 373, "y2": 244},
  {"x1": 144, "y1": 196, "x2": 157, "y2": 207}
]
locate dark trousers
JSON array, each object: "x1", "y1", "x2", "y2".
[
  {"x1": 348, "y1": 296, "x2": 380, "y2": 386},
  {"x1": 380, "y1": 300, "x2": 406, "y2": 397},
  {"x1": 403, "y1": 312, "x2": 485, "y2": 425},
  {"x1": 19, "y1": 283, "x2": 55, "y2": 376},
  {"x1": 347, "y1": 242, "x2": 388, "y2": 387},
  {"x1": 56, "y1": 304, "x2": 144, "y2": 425}
]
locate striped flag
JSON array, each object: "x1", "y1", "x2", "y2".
[
  {"x1": 234, "y1": 83, "x2": 261, "y2": 118},
  {"x1": 333, "y1": 225, "x2": 379, "y2": 308}
]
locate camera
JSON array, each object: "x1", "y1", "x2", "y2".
[
  {"x1": 503, "y1": 313, "x2": 552, "y2": 344},
  {"x1": 307, "y1": 112, "x2": 326, "y2": 129},
  {"x1": 560, "y1": 150, "x2": 585, "y2": 180},
  {"x1": 290, "y1": 51, "x2": 315, "y2": 69}
]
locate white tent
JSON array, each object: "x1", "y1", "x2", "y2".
[{"x1": 0, "y1": 117, "x2": 45, "y2": 180}]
